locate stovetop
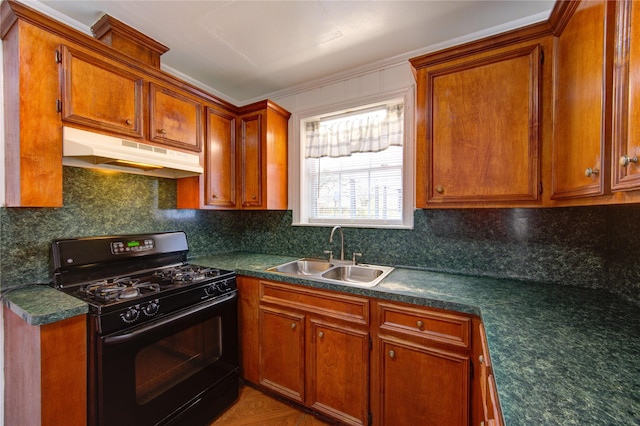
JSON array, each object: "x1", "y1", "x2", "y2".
[
  {"x1": 72, "y1": 263, "x2": 232, "y2": 306},
  {"x1": 50, "y1": 232, "x2": 237, "y2": 335}
]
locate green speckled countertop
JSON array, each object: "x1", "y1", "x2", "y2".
[
  {"x1": 2, "y1": 285, "x2": 88, "y2": 325},
  {"x1": 3, "y1": 251, "x2": 639, "y2": 425}
]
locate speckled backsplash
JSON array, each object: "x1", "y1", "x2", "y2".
[{"x1": 1, "y1": 167, "x2": 639, "y2": 305}]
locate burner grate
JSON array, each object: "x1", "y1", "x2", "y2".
[
  {"x1": 79, "y1": 278, "x2": 160, "y2": 303},
  {"x1": 154, "y1": 265, "x2": 221, "y2": 284}
]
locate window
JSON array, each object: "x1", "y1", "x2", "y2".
[{"x1": 295, "y1": 94, "x2": 413, "y2": 229}]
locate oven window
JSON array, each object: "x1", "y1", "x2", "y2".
[{"x1": 135, "y1": 316, "x2": 222, "y2": 404}]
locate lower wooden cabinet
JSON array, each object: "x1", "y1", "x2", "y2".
[
  {"x1": 372, "y1": 300, "x2": 472, "y2": 426},
  {"x1": 3, "y1": 307, "x2": 87, "y2": 425},
  {"x1": 377, "y1": 336, "x2": 470, "y2": 426},
  {"x1": 259, "y1": 305, "x2": 305, "y2": 402},
  {"x1": 308, "y1": 319, "x2": 370, "y2": 425},
  {"x1": 237, "y1": 276, "x2": 496, "y2": 426},
  {"x1": 240, "y1": 276, "x2": 370, "y2": 425}
]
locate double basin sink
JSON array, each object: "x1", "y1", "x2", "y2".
[{"x1": 266, "y1": 258, "x2": 394, "y2": 288}]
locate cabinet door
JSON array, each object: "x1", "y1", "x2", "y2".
[
  {"x1": 149, "y1": 82, "x2": 203, "y2": 152},
  {"x1": 378, "y1": 337, "x2": 470, "y2": 426},
  {"x1": 613, "y1": 0, "x2": 640, "y2": 191},
  {"x1": 259, "y1": 306, "x2": 305, "y2": 402},
  {"x1": 238, "y1": 113, "x2": 263, "y2": 208},
  {"x1": 478, "y1": 324, "x2": 502, "y2": 425},
  {"x1": 59, "y1": 45, "x2": 143, "y2": 138},
  {"x1": 416, "y1": 44, "x2": 541, "y2": 206},
  {"x1": 308, "y1": 320, "x2": 369, "y2": 426},
  {"x1": 205, "y1": 106, "x2": 237, "y2": 207},
  {"x1": 551, "y1": 0, "x2": 614, "y2": 199}
]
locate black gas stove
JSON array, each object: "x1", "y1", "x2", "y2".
[
  {"x1": 50, "y1": 231, "x2": 240, "y2": 426},
  {"x1": 50, "y1": 231, "x2": 236, "y2": 334}
]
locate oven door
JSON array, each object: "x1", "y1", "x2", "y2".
[{"x1": 93, "y1": 292, "x2": 239, "y2": 426}]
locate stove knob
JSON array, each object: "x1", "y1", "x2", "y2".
[
  {"x1": 204, "y1": 285, "x2": 218, "y2": 296},
  {"x1": 122, "y1": 307, "x2": 139, "y2": 323},
  {"x1": 218, "y1": 279, "x2": 232, "y2": 292},
  {"x1": 143, "y1": 301, "x2": 159, "y2": 316}
]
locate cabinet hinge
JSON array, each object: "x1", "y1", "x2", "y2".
[
  {"x1": 369, "y1": 336, "x2": 373, "y2": 351},
  {"x1": 470, "y1": 359, "x2": 474, "y2": 379},
  {"x1": 56, "y1": 99, "x2": 62, "y2": 113},
  {"x1": 368, "y1": 411, "x2": 373, "y2": 426},
  {"x1": 540, "y1": 49, "x2": 544, "y2": 64},
  {"x1": 55, "y1": 49, "x2": 62, "y2": 64},
  {"x1": 539, "y1": 181, "x2": 543, "y2": 195}
]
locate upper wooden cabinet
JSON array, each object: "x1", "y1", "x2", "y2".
[
  {"x1": 205, "y1": 106, "x2": 237, "y2": 207},
  {"x1": 3, "y1": 11, "x2": 64, "y2": 207},
  {"x1": 551, "y1": 0, "x2": 615, "y2": 200},
  {"x1": 612, "y1": 0, "x2": 640, "y2": 191},
  {"x1": 177, "y1": 100, "x2": 290, "y2": 210},
  {"x1": 237, "y1": 100, "x2": 290, "y2": 210},
  {"x1": 411, "y1": 37, "x2": 548, "y2": 208},
  {"x1": 59, "y1": 45, "x2": 144, "y2": 138},
  {"x1": 149, "y1": 82, "x2": 203, "y2": 152}
]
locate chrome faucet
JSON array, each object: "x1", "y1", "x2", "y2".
[{"x1": 329, "y1": 225, "x2": 345, "y2": 261}]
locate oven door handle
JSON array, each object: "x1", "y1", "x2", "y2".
[{"x1": 103, "y1": 292, "x2": 236, "y2": 345}]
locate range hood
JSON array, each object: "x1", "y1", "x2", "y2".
[{"x1": 62, "y1": 127, "x2": 203, "y2": 178}]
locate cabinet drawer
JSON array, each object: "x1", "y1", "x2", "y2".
[
  {"x1": 377, "y1": 302, "x2": 470, "y2": 350},
  {"x1": 259, "y1": 281, "x2": 369, "y2": 326}
]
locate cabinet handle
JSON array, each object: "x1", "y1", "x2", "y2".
[
  {"x1": 416, "y1": 320, "x2": 424, "y2": 329},
  {"x1": 620, "y1": 155, "x2": 639, "y2": 167},
  {"x1": 435, "y1": 185, "x2": 444, "y2": 194},
  {"x1": 125, "y1": 119, "x2": 132, "y2": 125},
  {"x1": 318, "y1": 331, "x2": 324, "y2": 338},
  {"x1": 388, "y1": 350, "x2": 396, "y2": 359},
  {"x1": 479, "y1": 355, "x2": 484, "y2": 364},
  {"x1": 584, "y1": 168, "x2": 599, "y2": 177},
  {"x1": 158, "y1": 128, "x2": 167, "y2": 135},
  {"x1": 290, "y1": 323, "x2": 296, "y2": 330},
  {"x1": 252, "y1": 195, "x2": 257, "y2": 200}
]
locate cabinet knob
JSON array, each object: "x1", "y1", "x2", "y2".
[
  {"x1": 290, "y1": 323, "x2": 296, "y2": 330},
  {"x1": 435, "y1": 185, "x2": 444, "y2": 194},
  {"x1": 158, "y1": 128, "x2": 167, "y2": 135},
  {"x1": 211, "y1": 194, "x2": 217, "y2": 199},
  {"x1": 318, "y1": 331, "x2": 324, "y2": 338},
  {"x1": 479, "y1": 355, "x2": 484, "y2": 364},
  {"x1": 416, "y1": 320, "x2": 424, "y2": 329},
  {"x1": 252, "y1": 195, "x2": 257, "y2": 200},
  {"x1": 388, "y1": 350, "x2": 396, "y2": 359},
  {"x1": 584, "y1": 168, "x2": 599, "y2": 177},
  {"x1": 125, "y1": 119, "x2": 132, "y2": 125},
  {"x1": 620, "y1": 155, "x2": 639, "y2": 167}
]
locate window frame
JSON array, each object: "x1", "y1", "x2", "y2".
[{"x1": 291, "y1": 88, "x2": 414, "y2": 229}]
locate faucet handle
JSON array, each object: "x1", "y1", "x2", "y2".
[
  {"x1": 352, "y1": 252, "x2": 362, "y2": 265},
  {"x1": 323, "y1": 250, "x2": 334, "y2": 262}
]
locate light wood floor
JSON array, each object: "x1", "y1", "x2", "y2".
[{"x1": 210, "y1": 385, "x2": 333, "y2": 425}]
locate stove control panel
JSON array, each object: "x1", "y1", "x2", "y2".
[
  {"x1": 119, "y1": 299, "x2": 160, "y2": 324},
  {"x1": 111, "y1": 238, "x2": 155, "y2": 254}
]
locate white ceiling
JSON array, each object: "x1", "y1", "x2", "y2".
[{"x1": 32, "y1": 0, "x2": 555, "y2": 105}]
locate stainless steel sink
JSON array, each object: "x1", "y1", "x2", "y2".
[
  {"x1": 267, "y1": 258, "x2": 394, "y2": 288},
  {"x1": 321, "y1": 265, "x2": 384, "y2": 283},
  {"x1": 270, "y1": 258, "x2": 335, "y2": 275}
]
